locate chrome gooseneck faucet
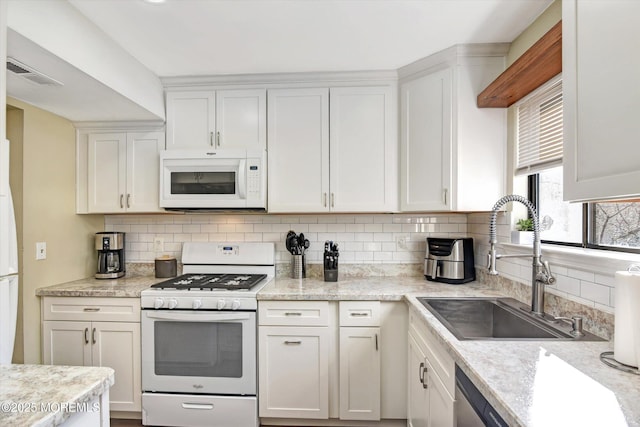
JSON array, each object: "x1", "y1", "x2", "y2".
[{"x1": 488, "y1": 195, "x2": 555, "y2": 316}]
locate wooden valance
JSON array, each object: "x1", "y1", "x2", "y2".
[{"x1": 477, "y1": 21, "x2": 562, "y2": 108}]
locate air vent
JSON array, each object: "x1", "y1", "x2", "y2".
[{"x1": 6, "y1": 57, "x2": 64, "y2": 87}]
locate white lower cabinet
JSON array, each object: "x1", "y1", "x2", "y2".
[
  {"x1": 407, "y1": 307, "x2": 455, "y2": 427},
  {"x1": 258, "y1": 300, "x2": 406, "y2": 424},
  {"x1": 42, "y1": 297, "x2": 141, "y2": 413},
  {"x1": 258, "y1": 325, "x2": 330, "y2": 419}
]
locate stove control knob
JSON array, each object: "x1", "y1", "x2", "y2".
[
  {"x1": 231, "y1": 300, "x2": 241, "y2": 310},
  {"x1": 168, "y1": 298, "x2": 178, "y2": 309},
  {"x1": 154, "y1": 298, "x2": 165, "y2": 309},
  {"x1": 192, "y1": 299, "x2": 202, "y2": 310},
  {"x1": 217, "y1": 299, "x2": 226, "y2": 310}
]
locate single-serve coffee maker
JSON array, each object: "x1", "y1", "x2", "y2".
[{"x1": 95, "y1": 232, "x2": 125, "y2": 279}]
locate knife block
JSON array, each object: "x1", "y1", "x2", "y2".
[{"x1": 323, "y1": 253, "x2": 338, "y2": 282}]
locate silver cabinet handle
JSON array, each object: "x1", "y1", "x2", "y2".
[
  {"x1": 350, "y1": 312, "x2": 369, "y2": 317},
  {"x1": 119, "y1": 194, "x2": 124, "y2": 209},
  {"x1": 216, "y1": 131, "x2": 221, "y2": 147},
  {"x1": 443, "y1": 188, "x2": 448, "y2": 205},
  {"x1": 419, "y1": 362, "x2": 428, "y2": 389},
  {"x1": 323, "y1": 193, "x2": 327, "y2": 207},
  {"x1": 92, "y1": 327, "x2": 96, "y2": 345},
  {"x1": 331, "y1": 192, "x2": 335, "y2": 208},
  {"x1": 209, "y1": 132, "x2": 214, "y2": 146},
  {"x1": 83, "y1": 307, "x2": 100, "y2": 312},
  {"x1": 375, "y1": 333, "x2": 378, "y2": 351},
  {"x1": 284, "y1": 340, "x2": 302, "y2": 345},
  {"x1": 284, "y1": 312, "x2": 302, "y2": 316},
  {"x1": 84, "y1": 328, "x2": 89, "y2": 345},
  {"x1": 126, "y1": 194, "x2": 131, "y2": 208}
]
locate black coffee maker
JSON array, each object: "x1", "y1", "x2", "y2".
[{"x1": 95, "y1": 232, "x2": 125, "y2": 279}]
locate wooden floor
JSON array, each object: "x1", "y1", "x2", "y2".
[{"x1": 111, "y1": 419, "x2": 143, "y2": 427}]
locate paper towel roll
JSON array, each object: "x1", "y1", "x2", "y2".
[{"x1": 613, "y1": 269, "x2": 640, "y2": 367}]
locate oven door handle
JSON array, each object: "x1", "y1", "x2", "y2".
[{"x1": 144, "y1": 311, "x2": 252, "y2": 322}]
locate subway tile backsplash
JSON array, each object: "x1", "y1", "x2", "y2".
[
  {"x1": 105, "y1": 213, "x2": 469, "y2": 265},
  {"x1": 107, "y1": 211, "x2": 628, "y2": 311}
]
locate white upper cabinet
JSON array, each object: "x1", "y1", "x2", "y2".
[
  {"x1": 216, "y1": 89, "x2": 266, "y2": 149},
  {"x1": 166, "y1": 89, "x2": 266, "y2": 150},
  {"x1": 330, "y1": 87, "x2": 397, "y2": 212},
  {"x1": 268, "y1": 86, "x2": 397, "y2": 213},
  {"x1": 399, "y1": 46, "x2": 507, "y2": 212},
  {"x1": 86, "y1": 131, "x2": 164, "y2": 213},
  {"x1": 400, "y1": 68, "x2": 452, "y2": 211},
  {"x1": 563, "y1": 0, "x2": 640, "y2": 201},
  {"x1": 268, "y1": 88, "x2": 330, "y2": 212}
]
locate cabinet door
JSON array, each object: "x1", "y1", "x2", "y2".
[
  {"x1": 87, "y1": 133, "x2": 126, "y2": 213},
  {"x1": 339, "y1": 327, "x2": 380, "y2": 420},
  {"x1": 43, "y1": 320, "x2": 92, "y2": 367},
  {"x1": 166, "y1": 91, "x2": 216, "y2": 149},
  {"x1": 329, "y1": 87, "x2": 397, "y2": 212},
  {"x1": 216, "y1": 89, "x2": 266, "y2": 150},
  {"x1": 407, "y1": 332, "x2": 429, "y2": 427},
  {"x1": 563, "y1": 0, "x2": 640, "y2": 201},
  {"x1": 91, "y1": 322, "x2": 141, "y2": 412},
  {"x1": 259, "y1": 326, "x2": 329, "y2": 419},
  {"x1": 426, "y1": 360, "x2": 455, "y2": 427},
  {"x1": 267, "y1": 88, "x2": 330, "y2": 212},
  {"x1": 400, "y1": 68, "x2": 452, "y2": 211},
  {"x1": 126, "y1": 132, "x2": 164, "y2": 212}
]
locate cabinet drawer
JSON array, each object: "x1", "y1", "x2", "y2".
[
  {"x1": 42, "y1": 297, "x2": 140, "y2": 322},
  {"x1": 409, "y1": 309, "x2": 455, "y2": 397},
  {"x1": 339, "y1": 301, "x2": 380, "y2": 326},
  {"x1": 258, "y1": 301, "x2": 329, "y2": 326}
]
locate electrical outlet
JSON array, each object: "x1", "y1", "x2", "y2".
[
  {"x1": 153, "y1": 237, "x2": 164, "y2": 253},
  {"x1": 396, "y1": 235, "x2": 409, "y2": 249},
  {"x1": 36, "y1": 242, "x2": 47, "y2": 260}
]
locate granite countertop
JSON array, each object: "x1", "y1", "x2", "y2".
[
  {"x1": 36, "y1": 274, "x2": 640, "y2": 426},
  {"x1": 0, "y1": 364, "x2": 114, "y2": 427},
  {"x1": 405, "y1": 296, "x2": 639, "y2": 427},
  {"x1": 260, "y1": 277, "x2": 640, "y2": 426},
  {"x1": 257, "y1": 276, "x2": 502, "y2": 300},
  {"x1": 35, "y1": 274, "x2": 164, "y2": 298}
]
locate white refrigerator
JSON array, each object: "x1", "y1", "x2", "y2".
[{"x1": 0, "y1": 139, "x2": 18, "y2": 364}]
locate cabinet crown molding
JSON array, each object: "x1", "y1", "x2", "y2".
[
  {"x1": 398, "y1": 43, "x2": 510, "y2": 82},
  {"x1": 161, "y1": 70, "x2": 398, "y2": 90}
]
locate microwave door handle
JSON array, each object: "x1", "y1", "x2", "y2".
[
  {"x1": 145, "y1": 312, "x2": 251, "y2": 322},
  {"x1": 238, "y1": 159, "x2": 247, "y2": 199}
]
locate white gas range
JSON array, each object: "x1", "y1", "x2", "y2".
[{"x1": 140, "y1": 242, "x2": 274, "y2": 427}]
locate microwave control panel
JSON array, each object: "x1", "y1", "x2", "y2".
[{"x1": 246, "y1": 160, "x2": 262, "y2": 200}]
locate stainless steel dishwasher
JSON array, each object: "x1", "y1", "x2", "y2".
[{"x1": 455, "y1": 366, "x2": 508, "y2": 427}]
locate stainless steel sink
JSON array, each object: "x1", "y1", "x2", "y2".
[{"x1": 417, "y1": 297, "x2": 603, "y2": 341}]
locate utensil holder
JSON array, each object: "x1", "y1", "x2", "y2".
[{"x1": 291, "y1": 254, "x2": 306, "y2": 279}]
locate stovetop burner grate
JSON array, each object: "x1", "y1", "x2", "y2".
[{"x1": 150, "y1": 273, "x2": 267, "y2": 291}]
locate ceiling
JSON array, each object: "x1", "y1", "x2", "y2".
[
  {"x1": 6, "y1": 0, "x2": 553, "y2": 122},
  {"x1": 68, "y1": 0, "x2": 553, "y2": 77}
]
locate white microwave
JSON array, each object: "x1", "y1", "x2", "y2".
[{"x1": 159, "y1": 148, "x2": 266, "y2": 209}]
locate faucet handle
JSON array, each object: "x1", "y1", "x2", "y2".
[{"x1": 537, "y1": 260, "x2": 555, "y2": 284}]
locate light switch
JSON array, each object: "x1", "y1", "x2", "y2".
[{"x1": 36, "y1": 242, "x2": 46, "y2": 260}]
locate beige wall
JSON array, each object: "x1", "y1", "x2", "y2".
[
  {"x1": 504, "y1": 0, "x2": 561, "y2": 219},
  {"x1": 6, "y1": 97, "x2": 103, "y2": 364}
]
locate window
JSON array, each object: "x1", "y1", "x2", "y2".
[{"x1": 518, "y1": 77, "x2": 640, "y2": 253}]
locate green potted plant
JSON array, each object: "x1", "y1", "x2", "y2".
[{"x1": 512, "y1": 218, "x2": 534, "y2": 244}]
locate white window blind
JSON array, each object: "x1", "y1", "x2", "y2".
[{"x1": 515, "y1": 76, "x2": 563, "y2": 175}]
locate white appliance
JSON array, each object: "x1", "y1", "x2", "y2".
[
  {"x1": 0, "y1": 139, "x2": 19, "y2": 365},
  {"x1": 159, "y1": 148, "x2": 266, "y2": 210},
  {"x1": 140, "y1": 242, "x2": 274, "y2": 427}
]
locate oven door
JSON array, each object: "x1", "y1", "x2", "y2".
[{"x1": 141, "y1": 310, "x2": 256, "y2": 395}]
